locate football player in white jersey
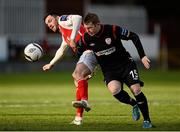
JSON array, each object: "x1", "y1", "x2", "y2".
[{"x1": 43, "y1": 13, "x2": 97, "y2": 125}]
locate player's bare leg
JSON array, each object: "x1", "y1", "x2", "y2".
[
  {"x1": 72, "y1": 63, "x2": 92, "y2": 112},
  {"x1": 71, "y1": 62, "x2": 93, "y2": 125}
]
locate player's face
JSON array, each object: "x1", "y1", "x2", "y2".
[
  {"x1": 45, "y1": 15, "x2": 58, "y2": 32},
  {"x1": 84, "y1": 22, "x2": 100, "y2": 36}
]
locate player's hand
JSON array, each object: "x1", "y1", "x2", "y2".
[
  {"x1": 67, "y1": 38, "x2": 77, "y2": 53},
  {"x1": 42, "y1": 63, "x2": 53, "y2": 71},
  {"x1": 141, "y1": 56, "x2": 151, "y2": 69},
  {"x1": 69, "y1": 39, "x2": 76, "y2": 48}
]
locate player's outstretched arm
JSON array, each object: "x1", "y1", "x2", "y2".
[
  {"x1": 141, "y1": 56, "x2": 151, "y2": 69},
  {"x1": 42, "y1": 41, "x2": 68, "y2": 71},
  {"x1": 127, "y1": 31, "x2": 150, "y2": 69}
]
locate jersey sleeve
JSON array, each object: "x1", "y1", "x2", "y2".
[
  {"x1": 69, "y1": 15, "x2": 82, "y2": 40},
  {"x1": 49, "y1": 38, "x2": 68, "y2": 65},
  {"x1": 114, "y1": 25, "x2": 130, "y2": 40},
  {"x1": 114, "y1": 25, "x2": 146, "y2": 59},
  {"x1": 128, "y1": 31, "x2": 146, "y2": 59},
  {"x1": 59, "y1": 15, "x2": 82, "y2": 40},
  {"x1": 59, "y1": 15, "x2": 71, "y2": 24}
]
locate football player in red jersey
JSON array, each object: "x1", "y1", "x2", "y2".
[{"x1": 43, "y1": 13, "x2": 97, "y2": 125}]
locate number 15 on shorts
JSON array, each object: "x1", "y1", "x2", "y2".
[{"x1": 129, "y1": 70, "x2": 138, "y2": 80}]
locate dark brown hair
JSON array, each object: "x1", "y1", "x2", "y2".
[
  {"x1": 83, "y1": 13, "x2": 100, "y2": 25},
  {"x1": 43, "y1": 12, "x2": 58, "y2": 22}
]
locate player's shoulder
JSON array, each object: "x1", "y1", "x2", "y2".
[
  {"x1": 58, "y1": 15, "x2": 74, "y2": 28},
  {"x1": 103, "y1": 24, "x2": 115, "y2": 32},
  {"x1": 104, "y1": 24, "x2": 120, "y2": 30},
  {"x1": 59, "y1": 15, "x2": 71, "y2": 21},
  {"x1": 59, "y1": 14, "x2": 81, "y2": 21},
  {"x1": 104, "y1": 24, "x2": 113, "y2": 28}
]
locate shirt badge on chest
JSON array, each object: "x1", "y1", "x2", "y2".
[{"x1": 105, "y1": 38, "x2": 112, "y2": 45}]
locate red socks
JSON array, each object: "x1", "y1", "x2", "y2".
[
  {"x1": 75, "y1": 79, "x2": 88, "y2": 117},
  {"x1": 77, "y1": 79, "x2": 88, "y2": 100}
]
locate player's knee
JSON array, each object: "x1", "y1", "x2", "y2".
[
  {"x1": 107, "y1": 80, "x2": 122, "y2": 95},
  {"x1": 108, "y1": 87, "x2": 121, "y2": 95},
  {"x1": 130, "y1": 85, "x2": 141, "y2": 96},
  {"x1": 72, "y1": 70, "x2": 80, "y2": 80},
  {"x1": 72, "y1": 72, "x2": 76, "y2": 79},
  {"x1": 73, "y1": 65, "x2": 91, "y2": 81},
  {"x1": 133, "y1": 89, "x2": 141, "y2": 96},
  {"x1": 72, "y1": 69, "x2": 85, "y2": 81}
]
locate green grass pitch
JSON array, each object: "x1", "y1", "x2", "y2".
[{"x1": 0, "y1": 70, "x2": 180, "y2": 131}]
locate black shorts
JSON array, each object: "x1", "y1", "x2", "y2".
[{"x1": 103, "y1": 60, "x2": 144, "y2": 88}]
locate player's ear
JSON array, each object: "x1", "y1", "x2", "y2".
[{"x1": 95, "y1": 23, "x2": 101, "y2": 27}]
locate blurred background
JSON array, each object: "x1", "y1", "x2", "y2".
[{"x1": 0, "y1": 0, "x2": 179, "y2": 73}]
